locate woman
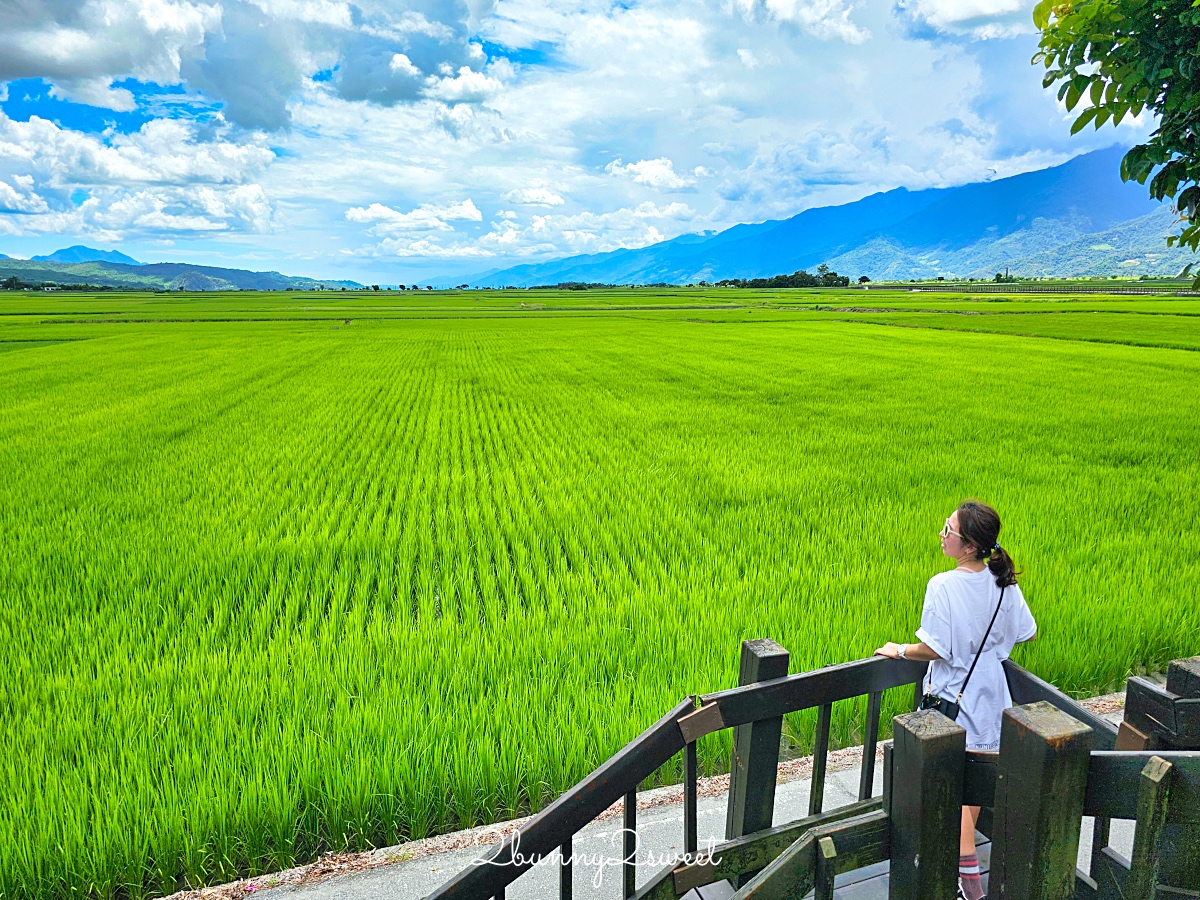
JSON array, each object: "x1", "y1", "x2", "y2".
[{"x1": 874, "y1": 500, "x2": 1036, "y2": 900}]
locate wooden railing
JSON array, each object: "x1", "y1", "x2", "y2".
[{"x1": 424, "y1": 648, "x2": 1200, "y2": 900}]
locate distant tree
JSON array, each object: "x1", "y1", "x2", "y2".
[
  {"x1": 371, "y1": 284, "x2": 380, "y2": 291},
  {"x1": 398, "y1": 284, "x2": 406, "y2": 290},
  {"x1": 816, "y1": 263, "x2": 830, "y2": 279},
  {"x1": 411, "y1": 285, "x2": 418, "y2": 290},
  {"x1": 858, "y1": 275, "x2": 871, "y2": 284},
  {"x1": 1035, "y1": 0, "x2": 1200, "y2": 256}
]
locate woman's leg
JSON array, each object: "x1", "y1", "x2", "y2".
[
  {"x1": 959, "y1": 805, "x2": 980, "y2": 855},
  {"x1": 958, "y1": 806, "x2": 983, "y2": 900}
]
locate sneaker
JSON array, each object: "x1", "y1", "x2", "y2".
[{"x1": 957, "y1": 879, "x2": 969, "y2": 900}]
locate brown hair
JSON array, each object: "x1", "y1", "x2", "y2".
[{"x1": 956, "y1": 499, "x2": 1020, "y2": 587}]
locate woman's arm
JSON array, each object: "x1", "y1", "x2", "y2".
[{"x1": 874, "y1": 641, "x2": 942, "y2": 661}]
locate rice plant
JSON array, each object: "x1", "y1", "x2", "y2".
[{"x1": 1, "y1": 293, "x2": 1197, "y2": 898}]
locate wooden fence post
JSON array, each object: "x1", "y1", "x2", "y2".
[
  {"x1": 988, "y1": 701, "x2": 1093, "y2": 900},
  {"x1": 1159, "y1": 657, "x2": 1200, "y2": 892},
  {"x1": 887, "y1": 709, "x2": 966, "y2": 900},
  {"x1": 726, "y1": 639, "x2": 790, "y2": 887}
]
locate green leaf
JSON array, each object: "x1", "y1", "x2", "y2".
[
  {"x1": 1033, "y1": 0, "x2": 1057, "y2": 30},
  {"x1": 1071, "y1": 107, "x2": 1098, "y2": 134}
]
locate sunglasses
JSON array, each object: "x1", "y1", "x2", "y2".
[{"x1": 940, "y1": 518, "x2": 964, "y2": 540}]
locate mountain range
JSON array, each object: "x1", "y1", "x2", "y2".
[
  {"x1": 468, "y1": 146, "x2": 1196, "y2": 286},
  {"x1": 31, "y1": 245, "x2": 143, "y2": 266},
  {"x1": 0, "y1": 253, "x2": 362, "y2": 291}
]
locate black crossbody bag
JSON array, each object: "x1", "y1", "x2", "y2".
[{"x1": 919, "y1": 585, "x2": 1005, "y2": 721}]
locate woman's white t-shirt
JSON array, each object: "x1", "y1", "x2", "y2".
[{"x1": 915, "y1": 568, "x2": 1037, "y2": 751}]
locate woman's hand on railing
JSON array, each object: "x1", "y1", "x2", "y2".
[{"x1": 874, "y1": 641, "x2": 942, "y2": 661}]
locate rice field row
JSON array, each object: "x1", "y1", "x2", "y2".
[{"x1": 2, "y1": 294, "x2": 1198, "y2": 898}]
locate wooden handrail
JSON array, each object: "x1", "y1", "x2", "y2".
[
  {"x1": 424, "y1": 655, "x2": 928, "y2": 899},
  {"x1": 426, "y1": 696, "x2": 696, "y2": 899},
  {"x1": 698, "y1": 656, "x2": 927, "y2": 732}
]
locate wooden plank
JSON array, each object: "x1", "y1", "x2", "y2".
[
  {"x1": 987, "y1": 701, "x2": 1093, "y2": 900},
  {"x1": 726, "y1": 640, "x2": 789, "y2": 888},
  {"x1": 1089, "y1": 815, "x2": 1110, "y2": 883},
  {"x1": 1125, "y1": 677, "x2": 1178, "y2": 739},
  {"x1": 685, "y1": 739, "x2": 698, "y2": 857},
  {"x1": 1002, "y1": 660, "x2": 1117, "y2": 749},
  {"x1": 679, "y1": 702, "x2": 726, "y2": 744},
  {"x1": 859, "y1": 691, "x2": 882, "y2": 801},
  {"x1": 730, "y1": 810, "x2": 889, "y2": 900},
  {"x1": 625, "y1": 789, "x2": 637, "y2": 900},
  {"x1": 888, "y1": 709, "x2": 965, "y2": 900},
  {"x1": 1167, "y1": 656, "x2": 1200, "y2": 700},
  {"x1": 881, "y1": 742, "x2": 892, "y2": 817},
  {"x1": 427, "y1": 695, "x2": 695, "y2": 899},
  {"x1": 662, "y1": 798, "x2": 883, "y2": 898},
  {"x1": 560, "y1": 839, "x2": 572, "y2": 900},
  {"x1": 1125, "y1": 756, "x2": 1172, "y2": 900},
  {"x1": 701, "y1": 656, "x2": 927, "y2": 730},
  {"x1": 1083, "y1": 751, "x2": 1200, "y2": 823},
  {"x1": 809, "y1": 702, "x2": 833, "y2": 817},
  {"x1": 815, "y1": 836, "x2": 837, "y2": 900}
]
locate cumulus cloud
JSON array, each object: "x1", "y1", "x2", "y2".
[
  {"x1": 504, "y1": 187, "x2": 566, "y2": 206},
  {"x1": 731, "y1": 0, "x2": 870, "y2": 44},
  {"x1": 894, "y1": 0, "x2": 1035, "y2": 39},
  {"x1": 346, "y1": 199, "x2": 483, "y2": 234},
  {"x1": 0, "y1": 114, "x2": 274, "y2": 186},
  {"x1": 0, "y1": 0, "x2": 504, "y2": 129},
  {"x1": 0, "y1": 175, "x2": 49, "y2": 213},
  {"x1": 424, "y1": 65, "x2": 506, "y2": 102},
  {"x1": 0, "y1": 0, "x2": 221, "y2": 110},
  {"x1": 0, "y1": 111, "x2": 275, "y2": 236},
  {"x1": 606, "y1": 158, "x2": 694, "y2": 189}
]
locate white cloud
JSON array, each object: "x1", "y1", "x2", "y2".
[
  {"x1": 0, "y1": 114, "x2": 274, "y2": 186},
  {"x1": 732, "y1": 0, "x2": 870, "y2": 44},
  {"x1": 389, "y1": 54, "x2": 421, "y2": 78},
  {"x1": 0, "y1": 175, "x2": 49, "y2": 213},
  {"x1": 345, "y1": 198, "x2": 483, "y2": 234},
  {"x1": 895, "y1": 0, "x2": 1034, "y2": 39},
  {"x1": 606, "y1": 158, "x2": 693, "y2": 189},
  {"x1": 504, "y1": 187, "x2": 566, "y2": 206},
  {"x1": 424, "y1": 66, "x2": 505, "y2": 102},
  {"x1": 0, "y1": 0, "x2": 503, "y2": 129}
]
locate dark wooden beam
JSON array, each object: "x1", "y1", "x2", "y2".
[
  {"x1": 657, "y1": 798, "x2": 883, "y2": 899},
  {"x1": 726, "y1": 639, "x2": 789, "y2": 887},
  {"x1": 427, "y1": 696, "x2": 695, "y2": 899},
  {"x1": 988, "y1": 702, "x2": 1093, "y2": 900},
  {"x1": 887, "y1": 709, "x2": 965, "y2": 900},
  {"x1": 701, "y1": 656, "x2": 927, "y2": 730},
  {"x1": 729, "y1": 809, "x2": 889, "y2": 900},
  {"x1": 1003, "y1": 660, "x2": 1117, "y2": 749}
]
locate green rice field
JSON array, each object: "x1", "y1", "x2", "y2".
[{"x1": 2, "y1": 288, "x2": 1199, "y2": 898}]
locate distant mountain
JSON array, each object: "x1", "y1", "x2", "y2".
[
  {"x1": 0, "y1": 257, "x2": 362, "y2": 291},
  {"x1": 471, "y1": 147, "x2": 1196, "y2": 285},
  {"x1": 32, "y1": 245, "x2": 143, "y2": 266}
]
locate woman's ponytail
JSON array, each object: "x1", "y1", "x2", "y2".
[
  {"x1": 987, "y1": 545, "x2": 1018, "y2": 588},
  {"x1": 956, "y1": 499, "x2": 1022, "y2": 588}
]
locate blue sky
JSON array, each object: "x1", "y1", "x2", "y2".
[{"x1": 0, "y1": 0, "x2": 1153, "y2": 284}]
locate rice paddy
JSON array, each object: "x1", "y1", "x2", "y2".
[{"x1": 2, "y1": 288, "x2": 1198, "y2": 899}]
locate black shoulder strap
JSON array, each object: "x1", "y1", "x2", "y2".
[{"x1": 956, "y1": 585, "x2": 1005, "y2": 703}]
